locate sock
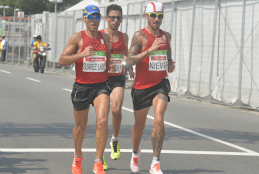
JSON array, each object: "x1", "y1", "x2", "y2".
[
  {"x1": 95, "y1": 159, "x2": 102, "y2": 163},
  {"x1": 152, "y1": 157, "x2": 160, "y2": 165},
  {"x1": 132, "y1": 149, "x2": 139, "y2": 157},
  {"x1": 75, "y1": 153, "x2": 82, "y2": 158},
  {"x1": 111, "y1": 135, "x2": 118, "y2": 142}
]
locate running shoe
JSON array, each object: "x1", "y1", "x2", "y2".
[
  {"x1": 110, "y1": 140, "x2": 121, "y2": 160},
  {"x1": 72, "y1": 155, "x2": 83, "y2": 174},
  {"x1": 130, "y1": 147, "x2": 141, "y2": 173},
  {"x1": 150, "y1": 162, "x2": 163, "y2": 174},
  {"x1": 102, "y1": 154, "x2": 108, "y2": 171},
  {"x1": 93, "y1": 161, "x2": 106, "y2": 174}
]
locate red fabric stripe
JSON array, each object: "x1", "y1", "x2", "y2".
[
  {"x1": 150, "y1": 2, "x2": 156, "y2": 12},
  {"x1": 162, "y1": 4, "x2": 164, "y2": 12}
]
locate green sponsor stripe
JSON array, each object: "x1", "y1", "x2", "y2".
[
  {"x1": 150, "y1": 50, "x2": 168, "y2": 56},
  {"x1": 94, "y1": 51, "x2": 106, "y2": 56},
  {"x1": 111, "y1": 54, "x2": 123, "y2": 59}
]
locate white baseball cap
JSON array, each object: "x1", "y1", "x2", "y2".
[
  {"x1": 145, "y1": 2, "x2": 164, "y2": 13},
  {"x1": 33, "y1": 34, "x2": 37, "y2": 37}
]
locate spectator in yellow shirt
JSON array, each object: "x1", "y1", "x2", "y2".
[
  {"x1": 32, "y1": 35, "x2": 48, "y2": 66},
  {"x1": 33, "y1": 35, "x2": 47, "y2": 49}
]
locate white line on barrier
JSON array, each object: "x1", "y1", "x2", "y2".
[
  {"x1": 63, "y1": 88, "x2": 72, "y2": 92},
  {"x1": 0, "y1": 70, "x2": 11, "y2": 74},
  {"x1": 62, "y1": 89, "x2": 257, "y2": 154},
  {"x1": 0, "y1": 148, "x2": 259, "y2": 156},
  {"x1": 27, "y1": 78, "x2": 41, "y2": 82}
]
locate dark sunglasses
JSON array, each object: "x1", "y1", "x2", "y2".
[
  {"x1": 147, "y1": 13, "x2": 164, "y2": 19},
  {"x1": 84, "y1": 15, "x2": 101, "y2": 21},
  {"x1": 107, "y1": 16, "x2": 123, "y2": 21}
]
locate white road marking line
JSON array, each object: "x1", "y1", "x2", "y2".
[
  {"x1": 62, "y1": 90, "x2": 257, "y2": 154},
  {"x1": 63, "y1": 88, "x2": 72, "y2": 92},
  {"x1": 27, "y1": 78, "x2": 41, "y2": 82},
  {"x1": 122, "y1": 107, "x2": 256, "y2": 154},
  {"x1": 0, "y1": 148, "x2": 258, "y2": 156},
  {"x1": 0, "y1": 70, "x2": 11, "y2": 74}
]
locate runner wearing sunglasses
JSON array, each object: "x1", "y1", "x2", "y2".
[
  {"x1": 126, "y1": 2, "x2": 175, "y2": 174},
  {"x1": 58, "y1": 5, "x2": 116, "y2": 174},
  {"x1": 99, "y1": 4, "x2": 135, "y2": 170}
]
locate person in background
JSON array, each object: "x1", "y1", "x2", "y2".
[
  {"x1": 33, "y1": 35, "x2": 48, "y2": 68},
  {"x1": 0, "y1": 38, "x2": 2, "y2": 62},
  {"x1": 1, "y1": 36, "x2": 7, "y2": 63}
]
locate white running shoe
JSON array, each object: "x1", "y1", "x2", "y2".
[
  {"x1": 150, "y1": 162, "x2": 163, "y2": 174},
  {"x1": 130, "y1": 147, "x2": 141, "y2": 173}
]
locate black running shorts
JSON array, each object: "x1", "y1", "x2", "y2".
[
  {"x1": 71, "y1": 81, "x2": 111, "y2": 111},
  {"x1": 108, "y1": 75, "x2": 126, "y2": 92},
  {"x1": 131, "y1": 78, "x2": 171, "y2": 110}
]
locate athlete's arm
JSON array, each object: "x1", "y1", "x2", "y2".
[
  {"x1": 59, "y1": 33, "x2": 94, "y2": 67},
  {"x1": 122, "y1": 33, "x2": 129, "y2": 62},
  {"x1": 102, "y1": 32, "x2": 116, "y2": 73},
  {"x1": 124, "y1": 33, "x2": 135, "y2": 80},
  {"x1": 126, "y1": 30, "x2": 166, "y2": 67},
  {"x1": 164, "y1": 32, "x2": 175, "y2": 73}
]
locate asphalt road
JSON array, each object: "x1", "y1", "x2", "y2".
[{"x1": 0, "y1": 64, "x2": 259, "y2": 174}]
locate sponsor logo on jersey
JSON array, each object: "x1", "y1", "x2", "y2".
[{"x1": 111, "y1": 47, "x2": 123, "y2": 53}]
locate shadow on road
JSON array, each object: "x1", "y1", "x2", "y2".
[
  {"x1": 0, "y1": 152, "x2": 48, "y2": 173},
  {"x1": 162, "y1": 169, "x2": 224, "y2": 173},
  {"x1": 1, "y1": 122, "x2": 259, "y2": 146}
]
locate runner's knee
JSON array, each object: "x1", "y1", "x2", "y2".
[
  {"x1": 134, "y1": 122, "x2": 145, "y2": 131},
  {"x1": 96, "y1": 118, "x2": 108, "y2": 130},
  {"x1": 74, "y1": 125, "x2": 86, "y2": 135},
  {"x1": 154, "y1": 115, "x2": 164, "y2": 127},
  {"x1": 112, "y1": 105, "x2": 122, "y2": 116}
]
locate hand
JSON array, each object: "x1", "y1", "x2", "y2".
[
  {"x1": 109, "y1": 58, "x2": 116, "y2": 73},
  {"x1": 168, "y1": 61, "x2": 175, "y2": 73},
  {"x1": 128, "y1": 67, "x2": 136, "y2": 83},
  {"x1": 81, "y1": 46, "x2": 95, "y2": 57},
  {"x1": 148, "y1": 37, "x2": 166, "y2": 53}
]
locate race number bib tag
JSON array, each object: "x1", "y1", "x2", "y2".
[
  {"x1": 111, "y1": 54, "x2": 123, "y2": 73},
  {"x1": 83, "y1": 51, "x2": 106, "y2": 72},
  {"x1": 149, "y1": 50, "x2": 168, "y2": 71}
]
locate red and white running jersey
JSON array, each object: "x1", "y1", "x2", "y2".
[
  {"x1": 75, "y1": 31, "x2": 109, "y2": 84},
  {"x1": 99, "y1": 29, "x2": 126, "y2": 76},
  {"x1": 133, "y1": 28, "x2": 169, "y2": 89}
]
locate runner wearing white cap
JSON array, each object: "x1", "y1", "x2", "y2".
[{"x1": 126, "y1": 2, "x2": 175, "y2": 174}]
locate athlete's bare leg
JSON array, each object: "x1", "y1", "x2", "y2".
[
  {"x1": 110, "y1": 87, "x2": 124, "y2": 137},
  {"x1": 132, "y1": 107, "x2": 150, "y2": 152},
  {"x1": 73, "y1": 107, "x2": 90, "y2": 156},
  {"x1": 151, "y1": 94, "x2": 168, "y2": 157},
  {"x1": 93, "y1": 94, "x2": 110, "y2": 159}
]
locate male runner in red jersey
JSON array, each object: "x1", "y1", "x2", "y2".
[
  {"x1": 59, "y1": 5, "x2": 116, "y2": 174},
  {"x1": 126, "y1": 2, "x2": 175, "y2": 174},
  {"x1": 99, "y1": 4, "x2": 135, "y2": 170}
]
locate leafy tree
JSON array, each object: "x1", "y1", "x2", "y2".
[{"x1": 0, "y1": 0, "x2": 81, "y2": 16}]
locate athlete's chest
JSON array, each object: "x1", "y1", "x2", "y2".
[
  {"x1": 78, "y1": 37, "x2": 107, "y2": 53},
  {"x1": 140, "y1": 35, "x2": 168, "y2": 53},
  {"x1": 110, "y1": 41, "x2": 125, "y2": 54}
]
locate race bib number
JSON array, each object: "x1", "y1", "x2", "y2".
[
  {"x1": 111, "y1": 54, "x2": 123, "y2": 73},
  {"x1": 83, "y1": 51, "x2": 106, "y2": 72},
  {"x1": 149, "y1": 50, "x2": 168, "y2": 71}
]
